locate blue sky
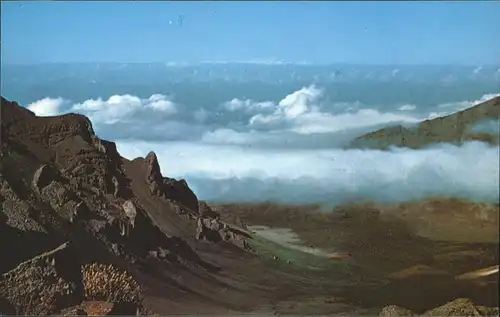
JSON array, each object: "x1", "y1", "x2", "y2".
[{"x1": 1, "y1": 1, "x2": 499, "y2": 65}]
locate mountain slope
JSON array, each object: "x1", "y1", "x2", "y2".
[
  {"x1": 1, "y1": 96, "x2": 498, "y2": 316},
  {"x1": 0, "y1": 96, "x2": 260, "y2": 314},
  {"x1": 351, "y1": 96, "x2": 500, "y2": 150}
]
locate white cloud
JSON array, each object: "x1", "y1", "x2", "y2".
[
  {"x1": 27, "y1": 97, "x2": 68, "y2": 117},
  {"x1": 398, "y1": 104, "x2": 417, "y2": 111},
  {"x1": 25, "y1": 94, "x2": 182, "y2": 140},
  {"x1": 277, "y1": 85, "x2": 323, "y2": 119},
  {"x1": 248, "y1": 85, "x2": 322, "y2": 126},
  {"x1": 425, "y1": 93, "x2": 499, "y2": 120},
  {"x1": 427, "y1": 111, "x2": 450, "y2": 120},
  {"x1": 222, "y1": 98, "x2": 274, "y2": 112},
  {"x1": 116, "y1": 140, "x2": 500, "y2": 205},
  {"x1": 72, "y1": 94, "x2": 177, "y2": 124},
  {"x1": 289, "y1": 110, "x2": 420, "y2": 134},
  {"x1": 147, "y1": 94, "x2": 177, "y2": 112},
  {"x1": 246, "y1": 85, "x2": 420, "y2": 134},
  {"x1": 436, "y1": 93, "x2": 500, "y2": 115}
]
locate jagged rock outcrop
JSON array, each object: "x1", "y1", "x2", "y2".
[
  {"x1": 144, "y1": 151, "x2": 199, "y2": 212},
  {"x1": 32, "y1": 164, "x2": 84, "y2": 223},
  {"x1": 145, "y1": 151, "x2": 164, "y2": 197},
  {"x1": 196, "y1": 216, "x2": 251, "y2": 250},
  {"x1": 0, "y1": 96, "x2": 252, "y2": 314}
]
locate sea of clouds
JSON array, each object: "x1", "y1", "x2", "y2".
[{"x1": 25, "y1": 85, "x2": 500, "y2": 206}]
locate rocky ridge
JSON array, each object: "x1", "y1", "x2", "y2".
[
  {"x1": 351, "y1": 96, "x2": 500, "y2": 150},
  {"x1": 0, "y1": 96, "x2": 252, "y2": 314}
]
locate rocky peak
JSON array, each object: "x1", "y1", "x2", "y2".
[{"x1": 145, "y1": 151, "x2": 164, "y2": 196}]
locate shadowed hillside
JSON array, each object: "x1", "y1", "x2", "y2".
[{"x1": 351, "y1": 96, "x2": 500, "y2": 150}]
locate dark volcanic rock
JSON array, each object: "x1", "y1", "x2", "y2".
[
  {"x1": 163, "y1": 177, "x2": 199, "y2": 212},
  {"x1": 195, "y1": 216, "x2": 252, "y2": 250},
  {"x1": 145, "y1": 151, "x2": 164, "y2": 197},
  {"x1": 144, "y1": 151, "x2": 199, "y2": 212},
  {"x1": 0, "y1": 96, "x2": 257, "y2": 314}
]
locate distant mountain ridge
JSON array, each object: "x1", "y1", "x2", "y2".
[{"x1": 351, "y1": 96, "x2": 500, "y2": 150}]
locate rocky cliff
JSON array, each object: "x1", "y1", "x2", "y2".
[{"x1": 0, "y1": 96, "x2": 251, "y2": 314}]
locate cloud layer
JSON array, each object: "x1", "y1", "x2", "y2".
[
  {"x1": 23, "y1": 87, "x2": 500, "y2": 206},
  {"x1": 116, "y1": 141, "x2": 499, "y2": 205}
]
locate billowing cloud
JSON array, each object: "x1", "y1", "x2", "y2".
[
  {"x1": 24, "y1": 93, "x2": 184, "y2": 141},
  {"x1": 27, "y1": 97, "x2": 69, "y2": 116},
  {"x1": 23, "y1": 89, "x2": 499, "y2": 147},
  {"x1": 72, "y1": 94, "x2": 177, "y2": 124},
  {"x1": 247, "y1": 85, "x2": 419, "y2": 134}
]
